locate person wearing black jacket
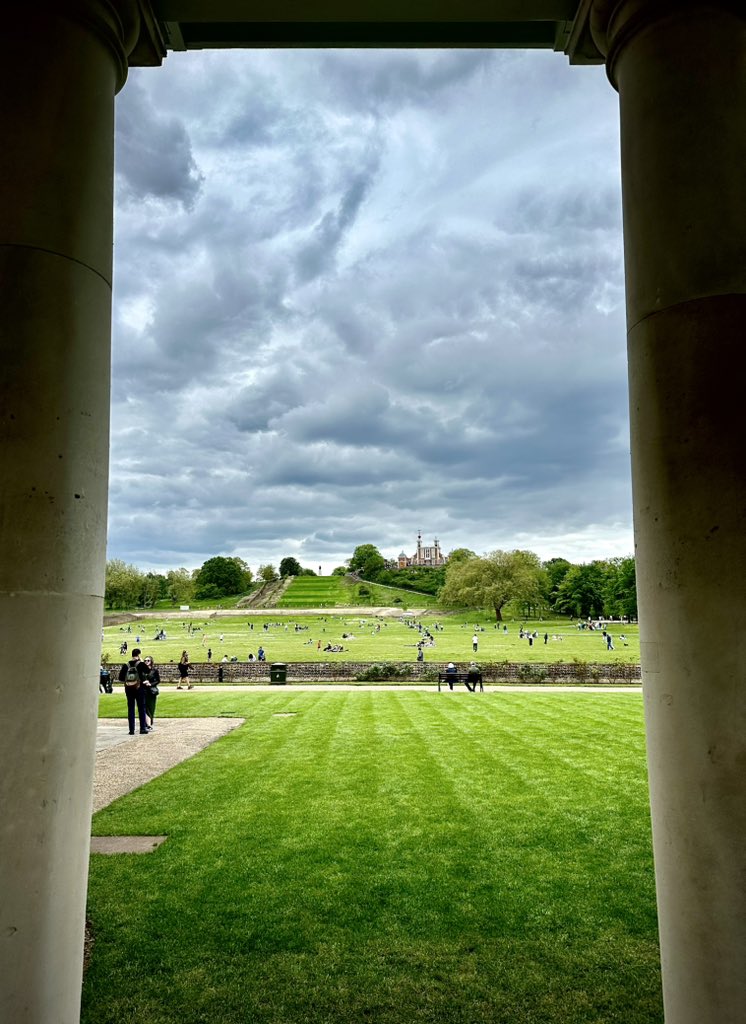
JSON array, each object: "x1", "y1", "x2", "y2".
[
  {"x1": 118, "y1": 648, "x2": 150, "y2": 735},
  {"x1": 142, "y1": 656, "x2": 160, "y2": 729}
]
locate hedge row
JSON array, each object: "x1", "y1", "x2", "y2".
[{"x1": 135, "y1": 661, "x2": 642, "y2": 684}]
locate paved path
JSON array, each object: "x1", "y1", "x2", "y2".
[
  {"x1": 105, "y1": 606, "x2": 432, "y2": 620},
  {"x1": 93, "y1": 718, "x2": 243, "y2": 810}
]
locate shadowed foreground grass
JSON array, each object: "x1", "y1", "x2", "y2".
[{"x1": 85, "y1": 692, "x2": 662, "y2": 1023}]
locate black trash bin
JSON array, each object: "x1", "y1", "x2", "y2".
[{"x1": 270, "y1": 663, "x2": 287, "y2": 685}]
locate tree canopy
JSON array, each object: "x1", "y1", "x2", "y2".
[
  {"x1": 553, "y1": 561, "x2": 609, "y2": 619},
  {"x1": 602, "y1": 557, "x2": 638, "y2": 620},
  {"x1": 194, "y1": 556, "x2": 252, "y2": 599},
  {"x1": 439, "y1": 549, "x2": 545, "y2": 622},
  {"x1": 279, "y1": 556, "x2": 303, "y2": 578},
  {"x1": 166, "y1": 568, "x2": 194, "y2": 605},
  {"x1": 447, "y1": 547, "x2": 477, "y2": 564},
  {"x1": 349, "y1": 544, "x2": 386, "y2": 579},
  {"x1": 104, "y1": 559, "x2": 144, "y2": 610}
]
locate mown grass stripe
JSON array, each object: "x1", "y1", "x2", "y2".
[{"x1": 84, "y1": 693, "x2": 661, "y2": 1024}]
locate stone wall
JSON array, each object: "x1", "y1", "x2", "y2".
[{"x1": 144, "y1": 660, "x2": 642, "y2": 684}]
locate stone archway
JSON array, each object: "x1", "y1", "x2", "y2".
[{"x1": 1, "y1": 4, "x2": 744, "y2": 1022}]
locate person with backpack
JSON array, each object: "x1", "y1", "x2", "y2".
[{"x1": 118, "y1": 648, "x2": 150, "y2": 735}]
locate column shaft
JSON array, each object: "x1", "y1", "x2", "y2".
[
  {"x1": 610, "y1": 4, "x2": 746, "y2": 1021},
  {"x1": 0, "y1": 6, "x2": 130, "y2": 1022}
]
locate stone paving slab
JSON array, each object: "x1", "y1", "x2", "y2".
[{"x1": 91, "y1": 836, "x2": 168, "y2": 855}]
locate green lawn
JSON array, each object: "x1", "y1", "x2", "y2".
[
  {"x1": 84, "y1": 692, "x2": 661, "y2": 1024},
  {"x1": 103, "y1": 614, "x2": 639, "y2": 668}
]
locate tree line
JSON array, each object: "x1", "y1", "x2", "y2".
[
  {"x1": 347, "y1": 544, "x2": 637, "y2": 621},
  {"x1": 104, "y1": 555, "x2": 316, "y2": 609},
  {"x1": 105, "y1": 545, "x2": 637, "y2": 620}
]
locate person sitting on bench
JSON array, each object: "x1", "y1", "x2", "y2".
[
  {"x1": 445, "y1": 662, "x2": 458, "y2": 690},
  {"x1": 466, "y1": 662, "x2": 483, "y2": 692}
]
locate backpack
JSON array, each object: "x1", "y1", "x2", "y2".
[{"x1": 124, "y1": 662, "x2": 140, "y2": 690}]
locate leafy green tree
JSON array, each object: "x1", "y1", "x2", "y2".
[
  {"x1": 602, "y1": 557, "x2": 638, "y2": 619},
  {"x1": 166, "y1": 568, "x2": 194, "y2": 605},
  {"x1": 555, "y1": 561, "x2": 609, "y2": 618},
  {"x1": 439, "y1": 549, "x2": 544, "y2": 622},
  {"x1": 104, "y1": 559, "x2": 144, "y2": 610},
  {"x1": 331, "y1": 566, "x2": 348, "y2": 576},
  {"x1": 543, "y1": 557, "x2": 573, "y2": 612},
  {"x1": 349, "y1": 544, "x2": 386, "y2": 580},
  {"x1": 298, "y1": 567, "x2": 317, "y2": 576},
  {"x1": 383, "y1": 565, "x2": 446, "y2": 595},
  {"x1": 279, "y1": 556, "x2": 302, "y2": 577},
  {"x1": 141, "y1": 572, "x2": 166, "y2": 608},
  {"x1": 257, "y1": 563, "x2": 278, "y2": 583},
  {"x1": 447, "y1": 547, "x2": 477, "y2": 564},
  {"x1": 230, "y1": 557, "x2": 254, "y2": 592},
  {"x1": 194, "y1": 556, "x2": 247, "y2": 598}
]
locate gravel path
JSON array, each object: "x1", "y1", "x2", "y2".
[{"x1": 93, "y1": 718, "x2": 244, "y2": 812}]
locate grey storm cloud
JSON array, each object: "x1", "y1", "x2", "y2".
[
  {"x1": 107, "y1": 48, "x2": 633, "y2": 574},
  {"x1": 294, "y1": 152, "x2": 382, "y2": 283},
  {"x1": 311, "y1": 50, "x2": 496, "y2": 112},
  {"x1": 115, "y1": 78, "x2": 203, "y2": 208}
]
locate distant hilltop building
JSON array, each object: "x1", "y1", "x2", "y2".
[{"x1": 397, "y1": 531, "x2": 447, "y2": 569}]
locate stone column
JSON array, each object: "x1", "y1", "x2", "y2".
[
  {"x1": 0, "y1": 5, "x2": 137, "y2": 1022},
  {"x1": 591, "y1": 3, "x2": 746, "y2": 1021}
]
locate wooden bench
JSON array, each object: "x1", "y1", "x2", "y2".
[{"x1": 437, "y1": 671, "x2": 483, "y2": 692}]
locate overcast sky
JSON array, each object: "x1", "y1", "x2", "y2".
[{"x1": 109, "y1": 47, "x2": 631, "y2": 575}]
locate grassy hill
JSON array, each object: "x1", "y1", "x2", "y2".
[
  {"x1": 276, "y1": 576, "x2": 350, "y2": 607},
  {"x1": 277, "y1": 575, "x2": 437, "y2": 609}
]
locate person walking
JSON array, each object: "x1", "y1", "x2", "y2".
[
  {"x1": 177, "y1": 650, "x2": 191, "y2": 689},
  {"x1": 472, "y1": 633, "x2": 479, "y2": 653},
  {"x1": 142, "y1": 656, "x2": 161, "y2": 729},
  {"x1": 118, "y1": 648, "x2": 150, "y2": 735},
  {"x1": 99, "y1": 664, "x2": 111, "y2": 693}
]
